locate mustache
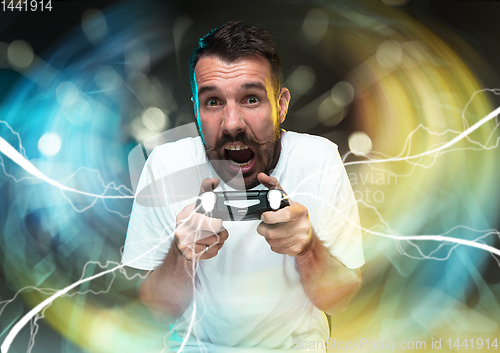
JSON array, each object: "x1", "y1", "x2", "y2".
[{"x1": 205, "y1": 133, "x2": 274, "y2": 153}]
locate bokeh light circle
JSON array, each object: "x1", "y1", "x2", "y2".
[
  {"x1": 38, "y1": 132, "x2": 62, "y2": 157},
  {"x1": 348, "y1": 131, "x2": 372, "y2": 156},
  {"x1": 7, "y1": 40, "x2": 34, "y2": 69}
]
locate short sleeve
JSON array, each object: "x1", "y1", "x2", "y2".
[
  {"x1": 312, "y1": 141, "x2": 365, "y2": 269},
  {"x1": 121, "y1": 137, "x2": 211, "y2": 271},
  {"x1": 121, "y1": 148, "x2": 177, "y2": 271}
]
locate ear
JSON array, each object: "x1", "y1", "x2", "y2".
[{"x1": 278, "y1": 87, "x2": 291, "y2": 124}]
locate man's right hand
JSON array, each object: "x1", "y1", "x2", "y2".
[{"x1": 174, "y1": 177, "x2": 228, "y2": 261}]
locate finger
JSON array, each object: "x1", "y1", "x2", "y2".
[
  {"x1": 178, "y1": 211, "x2": 224, "y2": 234},
  {"x1": 267, "y1": 244, "x2": 303, "y2": 257},
  {"x1": 199, "y1": 177, "x2": 221, "y2": 194},
  {"x1": 179, "y1": 229, "x2": 217, "y2": 244},
  {"x1": 260, "y1": 201, "x2": 305, "y2": 224},
  {"x1": 264, "y1": 234, "x2": 295, "y2": 248},
  {"x1": 188, "y1": 242, "x2": 220, "y2": 253},
  {"x1": 257, "y1": 222, "x2": 294, "y2": 240},
  {"x1": 264, "y1": 234, "x2": 311, "y2": 257},
  {"x1": 193, "y1": 229, "x2": 229, "y2": 245},
  {"x1": 177, "y1": 227, "x2": 228, "y2": 247},
  {"x1": 257, "y1": 173, "x2": 283, "y2": 191},
  {"x1": 268, "y1": 245, "x2": 297, "y2": 257},
  {"x1": 180, "y1": 241, "x2": 224, "y2": 261}
]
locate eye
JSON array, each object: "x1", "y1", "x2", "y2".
[
  {"x1": 207, "y1": 99, "x2": 219, "y2": 107},
  {"x1": 247, "y1": 97, "x2": 259, "y2": 104}
]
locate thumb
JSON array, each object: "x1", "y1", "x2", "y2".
[
  {"x1": 257, "y1": 173, "x2": 283, "y2": 191},
  {"x1": 199, "y1": 177, "x2": 220, "y2": 193}
]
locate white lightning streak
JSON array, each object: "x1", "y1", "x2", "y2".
[
  {"x1": 344, "y1": 105, "x2": 500, "y2": 166},
  {"x1": 373, "y1": 231, "x2": 500, "y2": 257},
  {"x1": 289, "y1": 191, "x2": 500, "y2": 258},
  {"x1": 0, "y1": 121, "x2": 27, "y2": 157},
  {"x1": 0, "y1": 136, "x2": 133, "y2": 200},
  {"x1": 1, "y1": 225, "x2": 166, "y2": 353},
  {"x1": 0, "y1": 120, "x2": 134, "y2": 216},
  {"x1": 0, "y1": 263, "x2": 125, "y2": 353}
]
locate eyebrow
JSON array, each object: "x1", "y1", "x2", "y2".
[
  {"x1": 241, "y1": 82, "x2": 267, "y2": 92},
  {"x1": 197, "y1": 82, "x2": 267, "y2": 96},
  {"x1": 197, "y1": 85, "x2": 217, "y2": 96}
]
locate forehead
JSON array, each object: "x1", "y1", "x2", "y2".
[{"x1": 194, "y1": 55, "x2": 273, "y2": 91}]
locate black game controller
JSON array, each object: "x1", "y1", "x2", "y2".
[{"x1": 195, "y1": 189, "x2": 290, "y2": 221}]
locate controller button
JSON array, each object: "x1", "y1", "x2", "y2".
[
  {"x1": 201, "y1": 192, "x2": 216, "y2": 213},
  {"x1": 268, "y1": 189, "x2": 283, "y2": 211}
]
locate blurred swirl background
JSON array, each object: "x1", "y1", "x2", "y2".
[{"x1": 0, "y1": 0, "x2": 499, "y2": 352}]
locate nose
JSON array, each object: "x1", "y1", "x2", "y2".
[{"x1": 221, "y1": 101, "x2": 246, "y2": 135}]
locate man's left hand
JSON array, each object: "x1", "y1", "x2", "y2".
[{"x1": 256, "y1": 173, "x2": 313, "y2": 256}]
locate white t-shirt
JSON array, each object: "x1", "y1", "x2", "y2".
[{"x1": 122, "y1": 131, "x2": 364, "y2": 352}]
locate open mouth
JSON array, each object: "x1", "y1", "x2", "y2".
[{"x1": 224, "y1": 144, "x2": 255, "y2": 168}]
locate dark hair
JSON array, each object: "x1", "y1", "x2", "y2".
[{"x1": 189, "y1": 21, "x2": 282, "y2": 97}]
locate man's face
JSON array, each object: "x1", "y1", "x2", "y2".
[{"x1": 193, "y1": 55, "x2": 290, "y2": 189}]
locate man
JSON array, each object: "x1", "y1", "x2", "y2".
[{"x1": 122, "y1": 22, "x2": 364, "y2": 352}]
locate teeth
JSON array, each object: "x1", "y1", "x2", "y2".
[{"x1": 225, "y1": 144, "x2": 249, "y2": 151}]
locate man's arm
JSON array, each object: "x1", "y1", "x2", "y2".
[
  {"x1": 259, "y1": 203, "x2": 361, "y2": 315},
  {"x1": 139, "y1": 220, "x2": 228, "y2": 322},
  {"x1": 138, "y1": 238, "x2": 195, "y2": 323},
  {"x1": 138, "y1": 178, "x2": 228, "y2": 322},
  {"x1": 295, "y1": 230, "x2": 361, "y2": 315},
  {"x1": 257, "y1": 173, "x2": 362, "y2": 315}
]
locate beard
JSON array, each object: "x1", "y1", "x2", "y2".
[{"x1": 204, "y1": 127, "x2": 282, "y2": 190}]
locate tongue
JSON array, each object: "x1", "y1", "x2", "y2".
[{"x1": 226, "y1": 149, "x2": 254, "y2": 163}]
